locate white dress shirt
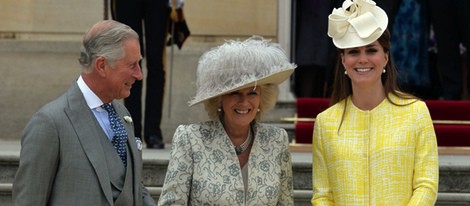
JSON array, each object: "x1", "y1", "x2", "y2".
[{"x1": 76, "y1": 76, "x2": 113, "y2": 140}]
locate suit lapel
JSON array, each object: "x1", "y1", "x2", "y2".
[{"x1": 64, "y1": 83, "x2": 114, "y2": 205}]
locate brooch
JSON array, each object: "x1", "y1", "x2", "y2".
[
  {"x1": 135, "y1": 137, "x2": 143, "y2": 151},
  {"x1": 123, "y1": 116, "x2": 133, "y2": 124}
]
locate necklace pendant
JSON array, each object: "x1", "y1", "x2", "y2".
[
  {"x1": 234, "y1": 127, "x2": 252, "y2": 155},
  {"x1": 235, "y1": 147, "x2": 243, "y2": 155}
]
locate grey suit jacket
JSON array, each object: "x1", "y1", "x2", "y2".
[{"x1": 12, "y1": 82, "x2": 156, "y2": 206}]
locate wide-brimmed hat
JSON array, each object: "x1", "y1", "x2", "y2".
[
  {"x1": 328, "y1": 0, "x2": 388, "y2": 49},
  {"x1": 188, "y1": 36, "x2": 296, "y2": 106}
]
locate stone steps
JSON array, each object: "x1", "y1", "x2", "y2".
[
  {"x1": 1, "y1": 101, "x2": 470, "y2": 205},
  {"x1": 0, "y1": 183, "x2": 313, "y2": 206},
  {"x1": 1, "y1": 184, "x2": 470, "y2": 206},
  {"x1": 1, "y1": 141, "x2": 470, "y2": 205}
]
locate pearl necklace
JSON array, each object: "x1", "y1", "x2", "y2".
[{"x1": 235, "y1": 128, "x2": 253, "y2": 155}]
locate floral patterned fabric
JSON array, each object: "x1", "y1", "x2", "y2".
[{"x1": 158, "y1": 120, "x2": 294, "y2": 206}]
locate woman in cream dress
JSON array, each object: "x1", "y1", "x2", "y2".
[{"x1": 158, "y1": 36, "x2": 295, "y2": 205}]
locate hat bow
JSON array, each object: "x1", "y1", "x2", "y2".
[{"x1": 328, "y1": 0, "x2": 382, "y2": 40}]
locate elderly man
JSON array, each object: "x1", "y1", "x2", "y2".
[{"x1": 12, "y1": 20, "x2": 156, "y2": 206}]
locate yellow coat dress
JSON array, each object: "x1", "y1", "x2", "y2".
[{"x1": 312, "y1": 94, "x2": 439, "y2": 206}]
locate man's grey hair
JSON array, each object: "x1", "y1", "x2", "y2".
[{"x1": 78, "y1": 20, "x2": 139, "y2": 73}]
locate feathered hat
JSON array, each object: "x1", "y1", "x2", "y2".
[{"x1": 188, "y1": 36, "x2": 296, "y2": 106}]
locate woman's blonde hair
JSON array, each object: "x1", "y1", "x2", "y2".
[{"x1": 203, "y1": 84, "x2": 279, "y2": 122}]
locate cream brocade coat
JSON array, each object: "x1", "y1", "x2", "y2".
[
  {"x1": 158, "y1": 120, "x2": 294, "y2": 206},
  {"x1": 312, "y1": 95, "x2": 439, "y2": 205}
]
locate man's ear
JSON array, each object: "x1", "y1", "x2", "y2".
[{"x1": 95, "y1": 56, "x2": 107, "y2": 76}]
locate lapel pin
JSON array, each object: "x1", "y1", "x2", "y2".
[
  {"x1": 135, "y1": 137, "x2": 143, "y2": 151},
  {"x1": 124, "y1": 116, "x2": 133, "y2": 124}
]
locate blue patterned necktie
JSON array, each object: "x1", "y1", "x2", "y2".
[{"x1": 102, "y1": 103, "x2": 127, "y2": 167}]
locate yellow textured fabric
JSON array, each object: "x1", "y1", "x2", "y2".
[{"x1": 312, "y1": 94, "x2": 439, "y2": 206}]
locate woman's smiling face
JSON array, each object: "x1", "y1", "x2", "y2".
[
  {"x1": 341, "y1": 41, "x2": 389, "y2": 89},
  {"x1": 221, "y1": 86, "x2": 261, "y2": 128}
]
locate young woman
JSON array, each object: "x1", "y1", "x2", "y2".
[{"x1": 311, "y1": 0, "x2": 439, "y2": 205}]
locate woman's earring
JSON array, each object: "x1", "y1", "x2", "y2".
[
  {"x1": 344, "y1": 70, "x2": 348, "y2": 75},
  {"x1": 383, "y1": 69, "x2": 386, "y2": 73},
  {"x1": 217, "y1": 108, "x2": 222, "y2": 112},
  {"x1": 257, "y1": 108, "x2": 261, "y2": 112}
]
